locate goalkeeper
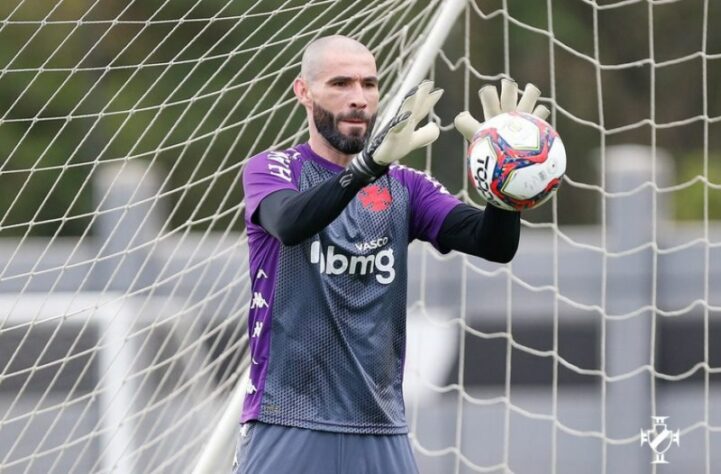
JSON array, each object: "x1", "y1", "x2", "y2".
[{"x1": 234, "y1": 35, "x2": 549, "y2": 474}]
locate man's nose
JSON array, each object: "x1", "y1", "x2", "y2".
[{"x1": 348, "y1": 83, "x2": 368, "y2": 109}]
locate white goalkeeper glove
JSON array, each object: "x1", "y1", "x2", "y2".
[
  {"x1": 453, "y1": 78, "x2": 550, "y2": 141},
  {"x1": 349, "y1": 80, "x2": 443, "y2": 183}
]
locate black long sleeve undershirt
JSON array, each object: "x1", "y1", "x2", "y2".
[
  {"x1": 254, "y1": 168, "x2": 367, "y2": 246},
  {"x1": 436, "y1": 203, "x2": 520, "y2": 263},
  {"x1": 255, "y1": 171, "x2": 520, "y2": 262}
]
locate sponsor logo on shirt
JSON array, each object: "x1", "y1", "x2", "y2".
[{"x1": 310, "y1": 240, "x2": 395, "y2": 284}]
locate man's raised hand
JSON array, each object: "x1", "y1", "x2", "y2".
[
  {"x1": 453, "y1": 78, "x2": 550, "y2": 141},
  {"x1": 349, "y1": 80, "x2": 443, "y2": 183}
]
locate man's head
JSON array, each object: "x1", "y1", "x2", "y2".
[{"x1": 293, "y1": 35, "x2": 379, "y2": 155}]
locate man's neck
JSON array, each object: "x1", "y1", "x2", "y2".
[{"x1": 308, "y1": 135, "x2": 355, "y2": 168}]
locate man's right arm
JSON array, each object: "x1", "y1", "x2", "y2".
[{"x1": 254, "y1": 169, "x2": 366, "y2": 246}]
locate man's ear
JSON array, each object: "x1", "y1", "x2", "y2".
[{"x1": 293, "y1": 77, "x2": 313, "y2": 107}]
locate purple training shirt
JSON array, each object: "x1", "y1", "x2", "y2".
[{"x1": 241, "y1": 143, "x2": 460, "y2": 434}]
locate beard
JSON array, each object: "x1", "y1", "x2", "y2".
[{"x1": 312, "y1": 103, "x2": 376, "y2": 154}]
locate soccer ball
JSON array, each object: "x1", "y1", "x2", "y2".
[{"x1": 467, "y1": 112, "x2": 566, "y2": 211}]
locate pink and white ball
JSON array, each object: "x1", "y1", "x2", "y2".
[{"x1": 467, "y1": 112, "x2": 566, "y2": 211}]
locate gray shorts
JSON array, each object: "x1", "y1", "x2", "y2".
[{"x1": 231, "y1": 422, "x2": 419, "y2": 474}]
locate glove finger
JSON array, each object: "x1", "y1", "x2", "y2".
[
  {"x1": 500, "y1": 78, "x2": 518, "y2": 113},
  {"x1": 479, "y1": 85, "x2": 501, "y2": 120},
  {"x1": 517, "y1": 83, "x2": 541, "y2": 114},
  {"x1": 416, "y1": 79, "x2": 434, "y2": 95},
  {"x1": 410, "y1": 80, "x2": 435, "y2": 116},
  {"x1": 398, "y1": 85, "x2": 420, "y2": 114},
  {"x1": 414, "y1": 87, "x2": 444, "y2": 120},
  {"x1": 532, "y1": 104, "x2": 550, "y2": 120},
  {"x1": 397, "y1": 79, "x2": 433, "y2": 117},
  {"x1": 454, "y1": 111, "x2": 482, "y2": 141},
  {"x1": 409, "y1": 122, "x2": 440, "y2": 150},
  {"x1": 388, "y1": 110, "x2": 412, "y2": 134}
]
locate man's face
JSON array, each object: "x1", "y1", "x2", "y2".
[{"x1": 305, "y1": 50, "x2": 380, "y2": 154}]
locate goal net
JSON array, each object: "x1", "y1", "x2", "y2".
[{"x1": 0, "y1": 0, "x2": 718, "y2": 473}]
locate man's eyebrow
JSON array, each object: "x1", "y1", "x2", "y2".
[{"x1": 326, "y1": 75, "x2": 379, "y2": 84}]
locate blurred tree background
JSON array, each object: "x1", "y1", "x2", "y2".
[{"x1": 0, "y1": 0, "x2": 718, "y2": 237}]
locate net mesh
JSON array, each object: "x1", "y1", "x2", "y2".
[{"x1": 0, "y1": 0, "x2": 719, "y2": 473}]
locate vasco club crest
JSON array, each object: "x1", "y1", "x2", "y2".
[
  {"x1": 640, "y1": 416, "x2": 680, "y2": 464},
  {"x1": 358, "y1": 185, "x2": 392, "y2": 212}
]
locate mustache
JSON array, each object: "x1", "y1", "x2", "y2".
[{"x1": 336, "y1": 110, "x2": 370, "y2": 123}]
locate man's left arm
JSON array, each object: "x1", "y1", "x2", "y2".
[
  {"x1": 436, "y1": 204, "x2": 520, "y2": 263},
  {"x1": 405, "y1": 166, "x2": 520, "y2": 263},
  {"x1": 406, "y1": 168, "x2": 518, "y2": 263},
  {"x1": 434, "y1": 78, "x2": 551, "y2": 263}
]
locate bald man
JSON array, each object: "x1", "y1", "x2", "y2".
[{"x1": 235, "y1": 35, "x2": 542, "y2": 473}]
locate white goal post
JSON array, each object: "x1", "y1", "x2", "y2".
[{"x1": 1, "y1": 1, "x2": 719, "y2": 473}]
